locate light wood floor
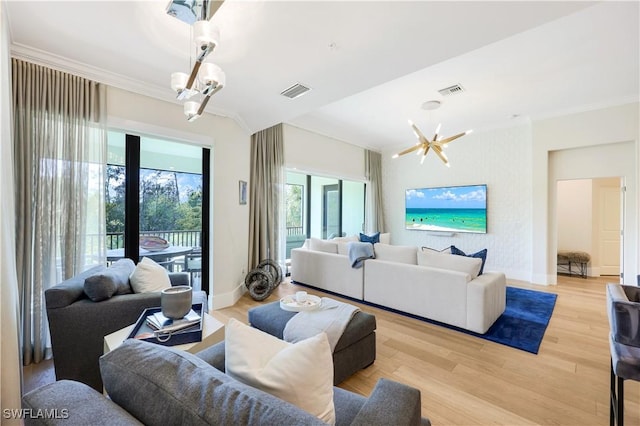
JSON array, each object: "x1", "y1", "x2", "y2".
[
  {"x1": 216, "y1": 275, "x2": 638, "y2": 426},
  {"x1": 24, "y1": 274, "x2": 637, "y2": 425}
]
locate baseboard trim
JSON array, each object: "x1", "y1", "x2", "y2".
[
  {"x1": 211, "y1": 282, "x2": 246, "y2": 310},
  {"x1": 532, "y1": 273, "x2": 556, "y2": 285}
]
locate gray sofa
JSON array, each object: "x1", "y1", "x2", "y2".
[
  {"x1": 45, "y1": 259, "x2": 207, "y2": 392},
  {"x1": 23, "y1": 339, "x2": 430, "y2": 425}
]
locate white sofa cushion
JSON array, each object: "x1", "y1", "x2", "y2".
[
  {"x1": 309, "y1": 238, "x2": 338, "y2": 254},
  {"x1": 129, "y1": 257, "x2": 171, "y2": 293},
  {"x1": 225, "y1": 318, "x2": 335, "y2": 424},
  {"x1": 417, "y1": 249, "x2": 482, "y2": 279},
  {"x1": 373, "y1": 243, "x2": 417, "y2": 265},
  {"x1": 379, "y1": 233, "x2": 391, "y2": 244}
]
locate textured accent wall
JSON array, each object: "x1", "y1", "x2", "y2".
[{"x1": 381, "y1": 124, "x2": 533, "y2": 281}]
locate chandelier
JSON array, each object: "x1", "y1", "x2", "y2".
[
  {"x1": 392, "y1": 101, "x2": 472, "y2": 167},
  {"x1": 167, "y1": 1, "x2": 226, "y2": 122},
  {"x1": 392, "y1": 121, "x2": 472, "y2": 167}
]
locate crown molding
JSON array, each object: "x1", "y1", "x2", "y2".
[{"x1": 10, "y1": 42, "x2": 252, "y2": 134}]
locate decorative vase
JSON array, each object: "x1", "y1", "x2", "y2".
[{"x1": 161, "y1": 286, "x2": 192, "y2": 319}]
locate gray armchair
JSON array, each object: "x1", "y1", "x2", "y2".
[
  {"x1": 606, "y1": 284, "x2": 640, "y2": 426},
  {"x1": 45, "y1": 262, "x2": 205, "y2": 392}
]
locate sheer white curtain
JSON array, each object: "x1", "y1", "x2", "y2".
[
  {"x1": 248, "y1": 123, "x2": 286, "y2": 271},
  {"x1": 365, "y1": 149, "x2": 386, "y2": 233},
  {"x1": 12, "y1": 59, "x2": 106, "y2": 366}
]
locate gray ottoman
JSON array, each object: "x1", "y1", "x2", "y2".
[{"x1": 248, "y1": 301, "x2": 376, "y2": 384}]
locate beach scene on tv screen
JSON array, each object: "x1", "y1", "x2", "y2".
[{"x1": 405, "y1": 185, "x2": 487, "y2": 233}]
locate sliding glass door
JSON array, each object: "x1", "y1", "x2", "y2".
[
  {"x1": 284, "y1": 170, "x2": 365, "y2": 259},
  {"x1": 106, "y1": 131, "x2": 210, "y2": 293}
]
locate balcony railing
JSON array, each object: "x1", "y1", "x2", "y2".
[
  {"x1": 106, "y1": 230, "x2": 201, "y2": 250},
  {"x1": 286, "y1": 226, "x2": 303, "y2": 236}
]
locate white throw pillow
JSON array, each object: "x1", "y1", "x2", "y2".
[
  {"x1": 417, "y1": 250, "x2": 482, "y2": 278},
  {"x1": 373, "y1": 243, "x2": 418, "y2": 265},
  {"x1": 333, "y1": 235, "x2": 359, "y2": 243},
  {"x1": 422, "y1": 246, "x2": 452, "y2": 254},
  {"x1": 225, "y1": 318, "x2": 335, "y2": 424},
  {"x1": 309, "y1": 237, "x2": 338, "y2": 254},
  {"x1": 379, "y1": 233, "x2": 391, "y2": 244},
  {"x1": 129, "y1": 257, "x2": 172, "y2": 293}
]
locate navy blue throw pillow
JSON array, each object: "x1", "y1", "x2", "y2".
[
  {"x1": 451, "y1": 246, "x2": 487, "y2": 275},
  {"x1": 359, "y1": 232, "x2": 380, "y2": 244}
]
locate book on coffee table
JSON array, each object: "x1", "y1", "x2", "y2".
[{"x1": 146, "y1": 309, "x2": 201, "y2": 333}]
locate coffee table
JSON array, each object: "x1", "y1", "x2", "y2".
[{"x1": 104, "y1": 312, "x2": 225, "y2": 355}]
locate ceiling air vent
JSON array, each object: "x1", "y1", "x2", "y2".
[
  {"x1": 280, "y1": 83, "x2": 311, "y2": 99},
  {"x1": 438, "y1": 84, "x2": 465, "y2": 97}
]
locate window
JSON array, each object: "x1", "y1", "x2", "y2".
[{"x1": 286, "y1": 183, "x2": 304, "y2": 236}]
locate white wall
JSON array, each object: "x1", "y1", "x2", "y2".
[
  {"x1": 106, "y1": 87, "x2": 251, "y2": 308},
  {"x1": 557, "y1": 179, "x2": 593, "y2": 252},
  {"x1": 382, "y1": 123, "x2": 534, "y2": 281},
  {"x1": 534, "y1": 103, "x2": 639, "y2": 285},
  {"x1": 284, "y1": 124, "x2": 366, "y2": 181}
]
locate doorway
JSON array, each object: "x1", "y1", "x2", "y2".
[{"x1": 556, "y1": 177, "x2": 623, "y2": 280}]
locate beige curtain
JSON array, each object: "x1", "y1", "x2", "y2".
[
  {"x1": 12, "y1": 59, "x2": 106, "y2": 366},
  {"x1": 248, "y1": 123, "x2": 285, "y2": 270},
  {"x1": 365, "y1": 149, "x2": 386, "y2": 233},
  {"x1": 1, "y1": 3, "x2": 22, "y2": 420}
]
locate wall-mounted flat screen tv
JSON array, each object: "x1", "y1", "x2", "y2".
[{"x1": 405, "y1": 184, "x2": 487, "y2": 234}]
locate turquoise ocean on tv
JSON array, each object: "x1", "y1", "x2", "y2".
[{"x1": 405, "y1": 208, "x2": 486, "y2": 233}]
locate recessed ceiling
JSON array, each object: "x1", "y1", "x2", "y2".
[{"x1": 6, "y1": 1, "x2": 639, "y2": 151}]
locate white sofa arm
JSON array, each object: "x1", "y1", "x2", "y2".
[{"x1": 466, "y1": 272, "x2": 507, "y2": 334}]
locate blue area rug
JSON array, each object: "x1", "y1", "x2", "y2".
[{"x1": 478, "y1": 286, "x2": 557, "y2": 354}]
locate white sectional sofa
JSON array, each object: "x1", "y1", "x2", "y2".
[{"x1": 291, "y1": 239, "x2": 506, "y2": 334}]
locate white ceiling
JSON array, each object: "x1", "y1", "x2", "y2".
[{"x1": 6, "y1": 1, "x2": 639, "y2": 151}]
